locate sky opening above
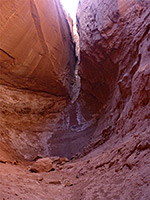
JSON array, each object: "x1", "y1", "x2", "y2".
[{"x1": 60, "y1": 0, "x2": 79, "y2": 22}]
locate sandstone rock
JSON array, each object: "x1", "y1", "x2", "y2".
[
  {"x1": 0, "y1": 0, "x2": 85, "y2": 160},
  {"x1": 0, "y1": 0, "x2": 150, "y2": 199},
  {"x1": 0, "y1": 0, "x2": 76, "y2": 96},
  {"x1": 29, "y1": 157, "x2": 53, "y2": 173},
  {"x1": 137, "y1": 140, "x2": 150, "y2": 151},
  {"x1": 73, "y1": 1, "x2": 150, "y2": 198},
  {"x1": 48, "y1": 180, "x2": 61, "y2": 185},
  {"x1": 77, "y1": 0, "x2": 150, "y2": 112},
  {"x1": 77, "y1": 0, "x2": 150, "y2": 142},
  {"x1": 57, "y1": 157, "x2": 69, "y2": 165},
  {"x1": 51, "y1": 156, "x2": 69, "y2": 165},
  {"x1": 64, "y1": 181, "x2": 73, "y2": 187}
]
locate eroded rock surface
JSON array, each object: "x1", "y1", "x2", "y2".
[
  {"x1": 0, "y1": 0, "x2": 150, "y2": 199},
  {"x1": 77, "y1": 0, "x2": 150, "y2": 114},
  {"x1": 0, "y1": 84, "x2": 96, "y2": 160},
  {"x1": 77, "y1": 0, "x2": 150, "y2": 144},
  {"x1": 75, "y1": 0, "x2": 150, "y2": 199},
  {"x1": 0, "y1": 131, "x2": 150, "y2": 199},
  {"x1": 0, "y1": 0, "x2": 95, "y2": 161},
  {"x1": 0, "y1": 0, "x2": 86, "y2": 160}
]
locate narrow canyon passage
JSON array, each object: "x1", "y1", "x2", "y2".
[{"x1": 0, "y1": 0, "x2": 150, "y2": 199}]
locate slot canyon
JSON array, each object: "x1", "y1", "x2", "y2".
[{"x1": 0, "y1": 0, "x2": 150, "y2": 199}]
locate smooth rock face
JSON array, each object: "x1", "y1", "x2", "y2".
[{"x1": 0, "y1": 0, "x2": 76, "y2": 96}]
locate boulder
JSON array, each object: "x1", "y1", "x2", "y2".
[{"x1": 29, "y1": 157, "x2": 53, "y2": 173}]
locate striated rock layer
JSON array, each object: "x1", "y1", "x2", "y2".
[
  {"x1": 0, "y1": 0, "x2": 76, "y2": 96},
  {"x1": 0, "y1": 0, "x2": 85, "y2": 160},
  {"x1": 0, "y1": 0, "x2": 96, "y2": 161}
]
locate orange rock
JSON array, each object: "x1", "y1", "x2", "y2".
[
  {"x1": 0, "y1": 0, "x2": 76, "y2": 96},
  {"x1": 29, "y1": 157, "x2": 53, "y2": 173}
]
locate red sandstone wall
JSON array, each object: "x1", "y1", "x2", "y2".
[{"x1": 0, "y1": 0, "x2": 76, "y2": 96}]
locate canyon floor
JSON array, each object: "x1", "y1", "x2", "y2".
[{"x1": 0, "y1": 128, "x2": 150, "y2": 200}]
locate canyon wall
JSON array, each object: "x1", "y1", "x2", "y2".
[
  {"x1": 0, "y1": 0, "x2": 150, "y2": 199},
  {"x1": 77, "y1": 0, "x2": 150, "y2": 147},
  {"x1": 0, "y1": 0, "x2": 76, "y2": 96},
  {"x1": 72, "y1": 1, "x2": 150, "y2": 198},
  {"x1": 0, "y1": 0, "x2": 79, "y2": 160}
]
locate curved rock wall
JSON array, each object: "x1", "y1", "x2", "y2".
[
  {"x1": 75, "y1": 2, "x2": 150, "y2": 198},
  {"x1": 0, "y1": 0, "x2": 76, "y2": 96},
  {"x1": 77, "y1": 0, "x2": 150, "y2": 111},
  {"x1": 0, "y1": 0, "x2": 78, "y2": 159},
  {"x1": 77, "y1": 0, "x2": 150, "y2": 143}
]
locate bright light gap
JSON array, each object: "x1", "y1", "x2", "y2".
[{"x1": 60, "y1": 0, "x2": 79, "y2": 22}]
